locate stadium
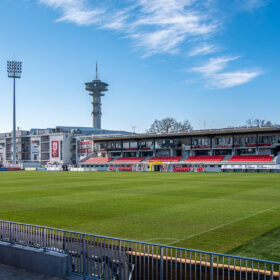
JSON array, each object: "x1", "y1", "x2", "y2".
[
  {"x1": 1, "y1": 1, "x2": 280, "y2": 278},
  {"x1": 0, "y1": 68, "x2": 280, "y2": 280}
]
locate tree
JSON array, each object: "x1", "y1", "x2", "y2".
[
  {"x1": 147, "y1": 118, "x2": 193, "y2": 134},
  {"x1": 246, "y1": 118, "x2": 273, "y2": 128}
]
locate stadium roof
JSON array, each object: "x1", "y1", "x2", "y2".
[
  {"x1": 93, "y1": 126, "x2": 280, "y2": 142},
  {"x1": 55, "y1": 126, "x2": 131, "y2": 135}
]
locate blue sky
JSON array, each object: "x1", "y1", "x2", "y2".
[{"x1": 0, "y1": 0, "x2": 279, "y2": 133}]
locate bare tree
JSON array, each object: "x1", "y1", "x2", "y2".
[
  {"x1": 147, "y1": 118, "x2": 193, "y2": 134},
  {"x1": 246, "y1": 118, "x2": 273, "y2": 128},
  {"x1": 180, "y1": 120, "x2": 193, "y2": 132}
]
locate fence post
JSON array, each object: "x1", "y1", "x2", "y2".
[
  {"x1": 210, "y1": 254, "x2": 213, "y2": 280},
  {"x1": 160, "y1": 246, "x2": 163, "y2": 280},
  {"x1": 10, "y1": 223, "x2": 13, "y2": 244},
  {"x1": 119, "y1": 240, "x2": 122, "y2": 280},
  {"x1": 270, "y1": 264, "x2": 274, "y2": 280},
  {"x1": 43, "y1": 228, "x2": 47, "y2": 251},
  {"x1": 83, "y1": 234, "x2": 86, "y2": 280},
  {"x1": 63, "y1": 231, "x2": 66, "y2": 252}
]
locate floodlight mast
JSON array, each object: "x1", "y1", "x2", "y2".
[{"x1": 7, "y1": 61, "x2": 22, "y2": 165}]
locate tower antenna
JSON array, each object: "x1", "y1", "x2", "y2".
[{"x1": 96, "y1": 61, "x2": 98, "y2": 80}]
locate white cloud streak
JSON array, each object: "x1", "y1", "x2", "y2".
[
  {"x1": 39, "y1": 0, "x2": 218, "y2": 56},
  {"x1": 39, "y1": 0, "x2": 105, "y2": 25},
  {"x1": 191, "y1": 56, "x2": 261, "y2": 88},
  {"x1": 188, "y1": 43, "x2": 220, "y2": 56},
  {"x1": 237, "y1": 0, "x2": 268, "y2": 11},
  {"x1": 213, "y1": 71, "x2": 261, "y2": 88}
]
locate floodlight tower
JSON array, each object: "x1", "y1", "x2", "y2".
[
  {"x1": 7, "y1": 61, "x2": 22, "y2": 165},
  {"x1": 85, "y1": 63, "x2": 109, "y2": 129}
]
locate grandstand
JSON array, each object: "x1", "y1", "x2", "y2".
[{"x1": 77, "y1": 126, "x2": 280, "y2": 173}]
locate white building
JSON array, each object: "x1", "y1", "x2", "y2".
[{"x1": 0, "y1": 126, "x2": 132, "y2": 167}]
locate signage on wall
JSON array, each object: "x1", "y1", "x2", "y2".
[{"x1": 51, "y1": 141, "x2": 59, "y2": 158}]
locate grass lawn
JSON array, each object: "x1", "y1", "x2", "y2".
[{"x1": 0, "y1": 171, "x2": 280, "y2": 261}]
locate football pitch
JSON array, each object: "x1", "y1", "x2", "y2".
[{"x1": 0, "y1": 171, "x2": 280, "y2": 261}]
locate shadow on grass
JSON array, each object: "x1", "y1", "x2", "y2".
[{"x1": 227, "y1": 226, "x2": 280, "y2": 262}]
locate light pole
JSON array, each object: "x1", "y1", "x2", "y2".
[{"x1": 7, "y1": 61, "x2": 22, "y2": 165}]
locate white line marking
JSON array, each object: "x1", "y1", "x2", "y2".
[
  {"x1": 167, "y1": 205, "x2": 280, "y2": 246},
  {"x1": 144, "y1": 238, "x2": 179, "y2": 242}
]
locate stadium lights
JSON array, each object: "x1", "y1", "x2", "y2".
[
  {"x1": 7, "y1": 61, "x2": 22, "y2": 78},
  {"x1": 7, "y1": 60, "x2": 22, "y2": 165}
]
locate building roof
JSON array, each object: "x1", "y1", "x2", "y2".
[
  {"x1": 55, "y1": 126, "x2": 132, "y2": 136},
  {"x1": 92, "y1": 126, "x2": 280, "y2": 142}
]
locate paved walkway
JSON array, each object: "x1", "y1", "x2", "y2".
[{"x1": 0, "y1": 263, "x2": 64, "y2": 280}]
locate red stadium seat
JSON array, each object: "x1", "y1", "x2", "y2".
[
  {"x1": 228, "y1": 155, "x2": 273, "y2": 162},
  {"x1": 148, "y1": 156, "x2": 182, "y2": 162},
  {"x1": 118, "y1": 166, "x2": 133, "y2": 171},
  {"x1": 185, "y1": 156, "x2": 224, "y2": 162},
  {"x1": 84, "y1": 157, "x2": 113, "y2": 163},
  {"x1": 173, "y1": 167, "x2": 193, "y2": 172},
  {"x1": 113, "y1": 157, "x2": 145, "y2": 163}
]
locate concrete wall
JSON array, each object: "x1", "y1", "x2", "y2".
[{"x1": 0, "y1": 241, "x2": 68, "y2": 278}]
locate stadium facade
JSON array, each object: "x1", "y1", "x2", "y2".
[
  {"x1": 79, "y1": 126, "x2": 280, "y2": 172},
  {"x1": 1, "y1": 125, "x2": 280, "y2": 172}
]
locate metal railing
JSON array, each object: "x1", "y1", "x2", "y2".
[{"x1": 0, "y1": 220, "x2": 279, "y2": 280}]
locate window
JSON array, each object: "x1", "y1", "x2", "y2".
[
  {"x1": 195, "y1": 150, "x2": 210, "y2": 156},
  {"x1": 100, "y1": 144, "x2": 107, "y2": 150},
  {"x1": 259, "y1": 135, "x2": 275, "y2": 144},
  {"x1": 215, "y1": 137, "x2": 232, "y2": 145},
  {"x1": 130, "y1": 142, "x2": 137, "y2": 148},
  {"x1": 193, "y1": 138, "x2": 210, "y2": 146},
  {"x1": 246, "y1": 136, "x2": 256, "y2": 144},
  {"x1": 238, "y1": 148, "x2": 256, "y2": 155},
  {"x1": 123, "y1": 142, "x2": 129, "y2": 149}
]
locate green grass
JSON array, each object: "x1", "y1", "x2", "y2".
[
  {"x1": 228, "y1": 226, "x2": 280, "y2": 261},
  {"x1": 0, "y1": 171, "x2": 280, "y2": 261}
]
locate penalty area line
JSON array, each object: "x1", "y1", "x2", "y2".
[{"x1": 167, "y1": 205, "x2": 280, "y2": 246}]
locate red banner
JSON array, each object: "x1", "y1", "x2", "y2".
[
  {"x1": 51, "y1": 141, "x2": 59, "y2": 158},
  {"x1": 78, "y1": 141, "x2": 92, "y2": 145},
  {"x1": 77, "y1": 148, "x2": 92, "y2": 153}
]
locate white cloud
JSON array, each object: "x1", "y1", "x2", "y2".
[
  {"x1": 240, "y1": 0, "x2": 268, "y2": 11},
  {"x1": 191, "y1": 56, "x2": 261, "y2": 88},
  {"x1": 39, "y1": 0, "x2": 218, "y2": 56},
  {"x1": 39, "y1": 0, "x2": 264, "y2": 88},
  {"x1": 191, "y1": 56, "x2": 239, "y2": 75},
  {"x1": 39, "y1": 0, "x2": 105, "y2": 25},
  {"x1": 212, "y1": 71, "x2": 261, "y2": 88},
  {"x1": 188, "y1": 43, "x2": 220, "y2": 56}
]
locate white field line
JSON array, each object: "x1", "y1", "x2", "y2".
[
  {"x1": 144, "y1": 237, "x2": 179, "y2": 243},
  {"x1": 167, "y1": 205, "x2": 280, "y2": 246}
]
